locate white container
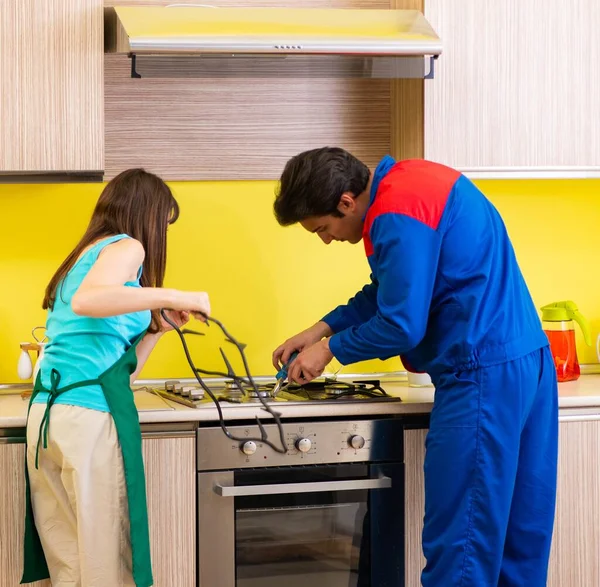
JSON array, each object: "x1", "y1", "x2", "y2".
[
  {"x1": 407, "y1": 371, "x2": 433, "y2": 387},
  {"x1": 17, "y1": 347, "x2": 34, "y2": 380}
]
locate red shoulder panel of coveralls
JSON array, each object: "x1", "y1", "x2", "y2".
[{"x1": 363, "y1": 160, "x2": 461, "y2": 257}]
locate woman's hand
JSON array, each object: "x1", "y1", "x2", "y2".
[
  {"x1": 171, "y1": 291, "x2": 211, "y2": 321},
  {"x1": 159, "y1": 310, "x2": 190, "y2": 333}
]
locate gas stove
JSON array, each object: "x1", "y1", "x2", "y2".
[{"x1": 154, "y1": 378, "x2": 401, "y2": 409}]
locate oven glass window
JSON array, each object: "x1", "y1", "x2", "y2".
[{"x1": 235, "y1": 465, "x2": 371, "y2": 587}]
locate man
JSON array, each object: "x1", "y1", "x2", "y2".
[{"x1": 272, "y1": 147, "x2": 558, "y2": 586}]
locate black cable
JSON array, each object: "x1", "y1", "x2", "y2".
[{"x1": 160, "y1": 309, "x2": 287, "y2": 454}]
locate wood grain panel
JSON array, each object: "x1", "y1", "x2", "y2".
[
  {"x1": 0, "y1": 0, "x2": 103, "y2": 173},
  {"x1": 142, "y1": 435, "x2": 196, "y2": 587},
  {"x1": 390, "y1": 0, "x2": 424, "y2": 160},
  {"x1": 547, "y1": 420, "x2": 600, "y2": 587},
  {"x1": 404, "y1": 428, "x2": 427, "y2": 587},
  {"x1": 0, "y1": 443, "x2": 51, "y2": 587},
  {"x1": 106, "y1": 0, "x2": 389, "y2": 7},
  {"x1": 105, "y1": 54, "x2": 391, "y2": 180},
  {"x1": 424, "y1": 0, "x2": 600, "y2": 170}
]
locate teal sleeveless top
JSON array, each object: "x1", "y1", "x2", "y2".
[{"x1": 32, "y1": 234, "x2": 152, "y2": 412}]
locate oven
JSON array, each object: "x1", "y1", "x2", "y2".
[{"x1": 197, "y1": 418, "x2": 405, "y2": 587}]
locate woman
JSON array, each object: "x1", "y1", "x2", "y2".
[{"x1": 22, "y1": 168, "x2": 210, "y2": 587}]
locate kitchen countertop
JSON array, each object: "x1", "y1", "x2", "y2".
[{"x1": 2, "y1": 374, "x2": 600, "y2": 429}]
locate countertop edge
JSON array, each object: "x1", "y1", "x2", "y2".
[{"x1": 2, "y1": 397, "x2": 600, "y2": 430}]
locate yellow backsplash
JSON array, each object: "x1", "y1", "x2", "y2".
[{"x1": 1, "y1": 178, "x2": 599, "y2": 383}]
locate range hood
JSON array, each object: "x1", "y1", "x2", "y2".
[{"x1": 105, "y1": 6, "x2": 442, "y2": 79}]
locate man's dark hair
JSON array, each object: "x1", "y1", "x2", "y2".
[{"x1": 274, "y1": 147, "x2": 370, "y2": 226}]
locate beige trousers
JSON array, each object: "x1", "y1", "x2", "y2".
[{"x1": 26, "y1": 403, "x2": 135, "y2": 587}]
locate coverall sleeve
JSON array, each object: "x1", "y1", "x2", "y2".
[
  {"x1": 321, "y1": 277, "x2": 379, "y2": 333},
  {"x1": 328, "y1": 213, "x2": 442, "y2": 365}
]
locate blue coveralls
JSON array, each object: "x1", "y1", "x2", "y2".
[{"x1": 322, "y1": 156, "x2": 559, "y2": 586}]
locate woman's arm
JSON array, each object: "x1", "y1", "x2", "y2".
[
  {"x1": 70, "y1": 238, "x2": 207, "y2": 383},
  {"x1": 130, "y1": 311, "x2": 190, "y2": 384},
  {"x1": 72, "y1": 238, "x2": 210, "y2": 317},
  {"x1": 131, "y1": 331, "x2": 163, "y2": 385}
]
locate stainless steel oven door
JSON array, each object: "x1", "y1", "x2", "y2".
[{"x1": 198, "y1": 463, "x2": 404, "y2": 587}]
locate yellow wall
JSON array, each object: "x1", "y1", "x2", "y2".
[{"x1": 1, "y1": 178, "x2": 599, "y2": 383}]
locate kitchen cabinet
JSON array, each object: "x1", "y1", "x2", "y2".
[
  {"x1": 0, "y1": 433, "x2": 195, "y2": 587},
  {"x1": 142, "y1": 433, "x2": 197, "y2": 587},
  {"x1": 424, "y1": 1, "x2": 600, "y2": 177},
  {"x1": 0, "y1": 442, "x2": 51, "y2": 587},
  {"x1": 390, "y1": 0, "x2": 425, "y2": 161},
  {"x1": 404, "y1": 419, "x2": 600, "y2": 586},
  {"x1": 0, "y1": 0, "x2": 103, "y2": 178},
  {"x1": 404, "y1": 428, "x2": 427, "y2": 587},
  {"x1": 547, "y1": 418, "x2": 600, "y2": 586}
]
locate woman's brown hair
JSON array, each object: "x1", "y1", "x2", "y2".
[{"x1": 42, "y1": 168, "x2": 180, "y2": 333}]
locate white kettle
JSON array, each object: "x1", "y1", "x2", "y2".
[{"x1": 17, "y1": 327, "x2": 48, "y2": 381}]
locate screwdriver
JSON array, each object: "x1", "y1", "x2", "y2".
[{"x1": 272, "y1": 351, "x2": 299, "y2": 397}]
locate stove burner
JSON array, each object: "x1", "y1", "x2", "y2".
[
  {"x1": 223, "y1": 381, "x2": 246, "y2": 395},
  {"x1": 224, "y1": 381, "x2": 274, "y2": 398},
  {"x1": 247, "y1": 389, "x2": 271, "y2": 399},
  {"x1": 323, "y1": 382, "x2": 355, "y2": 396}
]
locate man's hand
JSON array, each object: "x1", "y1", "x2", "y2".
[
  {"x1": 272, "y1": 321, "x2": 333, "y2": 370},
  {"x1": 287, "y1": 339, "x2": 334, "y2": 384}
]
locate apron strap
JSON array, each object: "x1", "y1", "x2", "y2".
[{"x1": 34, "y1": 368, "x2": 101, "y2": 469}]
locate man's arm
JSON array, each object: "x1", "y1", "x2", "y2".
[
  {"x1": 320, "y1": 276, "x2": 379, "y2": 334},
  {"x1": 328, "y1": 213, "x2": 442, "y2": 365}
]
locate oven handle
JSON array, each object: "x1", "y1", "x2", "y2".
[{"x1": 213, "y1": 476, "x2": 392, "y2": 497}]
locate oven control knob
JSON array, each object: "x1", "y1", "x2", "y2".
[
  {"x1": 241, "y1": 441, "x2": 257, "y2": 456},
  {"x1": 349, "y1": 435, "x2": 366, "y2": 450},
  {"x1": 295, "y1": 438, "x2": 312, "y2": 453}
]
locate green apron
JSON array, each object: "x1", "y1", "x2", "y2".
[{"x1": 21, "y1": 331, "x2": 153, "y2": 587}]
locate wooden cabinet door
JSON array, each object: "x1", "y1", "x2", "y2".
[
  {"x1": 0, "y1": 442, "x2": 51, "y2": 587},
  {"x1": 404, "y1": 428, "x2": 427, "y2": 587},
  {"x1": 0, "y1": 0, "x2": 103, "y2": 174},
  {"x1": 424, "y1": 0, "x2": 600, "y2": 175},
  {"x1": 547, "y1": 419, "x2": 600, "y2": 586},
  {"x1": 142, "y1": 434, "x2": 196, "y2": 587}
]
